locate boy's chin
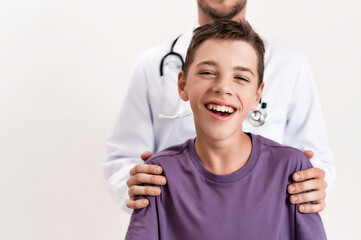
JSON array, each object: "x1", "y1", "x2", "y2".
[{"x1": 201, "y1": 129, "x2": 242, "y2": 142}]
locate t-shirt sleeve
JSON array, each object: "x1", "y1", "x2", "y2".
[
  {"x1": 125, "y1": 195, "x2": 159, "y2": 240},
  {"x1": 294, "y1": 154, "x2": 327, "y2": 240}
]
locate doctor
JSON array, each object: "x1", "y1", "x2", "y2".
[{"x1": 103, "y1": 0, "x2": 335, "y2": 214}]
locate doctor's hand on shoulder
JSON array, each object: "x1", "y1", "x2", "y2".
[
  {"x1": 126, "y1": 151, "x2": 167, "y2": 209},
  {"x1": 287, "y1": 150, "x2": 327, "y2": 214}
]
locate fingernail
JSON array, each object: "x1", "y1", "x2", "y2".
[
  {"x1": 153, "y1": 188, "x2": 159, "y2": 194},
  {"x1": 156, "y1": 167, "x2": 162, "y2": 174},
  {"x1": 291, "y1": 196, "x2": 298, "y2": 203},
  {"x1": 300, "y1": 205, "x2": 306, "y2": 211},
  {"x1": 294, "y1": 174, "x2": 300, "y2": 180},
  {"x1": 289, "y1": 186, "x2": 295, "y2": 193},
  {"x1": 160, "y1": 178, "x2": 166, "y2": 184}
]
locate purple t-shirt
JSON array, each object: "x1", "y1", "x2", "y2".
[{"x1": 125, "y1": 133, "x2": 327, "y2": 240}]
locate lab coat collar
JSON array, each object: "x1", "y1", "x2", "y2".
[{"x1": 173, "y1": 23, "x2": 198, "y2": 56}]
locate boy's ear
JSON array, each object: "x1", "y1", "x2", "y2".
[
  {"x1": 178, "y1": 71, "x2": 189, "y2": 101},
  {"x1": 252, "y1": 82, "x2": 265, "y2": 110}
]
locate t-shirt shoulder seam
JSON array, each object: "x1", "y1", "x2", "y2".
[
  {"x1": 146, "y1": 145, "x2": 189, "y2": 165},
  {"x1": 260, "y1": 140, "x2": 303, "y2": 153},
  {"x1": 258, "y1": 137, "x2": 307, "y2": 160}
]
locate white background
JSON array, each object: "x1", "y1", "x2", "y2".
[{"x1": 1, "y1": 0, "x2": 360, "y2": 239}]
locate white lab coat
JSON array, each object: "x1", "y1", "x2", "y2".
[{"x1": 103, "y1": 26, "x2": 335, "y2": 214}]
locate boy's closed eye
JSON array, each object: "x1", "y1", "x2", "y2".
[
  {"x1": 234, "y1": 75, "x2": 250, "y2": 83},
  {"x1": 199, "y1": 71, "x2": 215, "y2": 75},
  {"x1": 198, "y1": 71, "x2": 216, "y2": 77}
]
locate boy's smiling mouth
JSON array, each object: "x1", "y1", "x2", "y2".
[{"x1": 205, "y1": 103, "x2": 236, "y2": 117}]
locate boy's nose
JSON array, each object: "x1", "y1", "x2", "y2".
[{"x1": 212, "y1": 79, "x2": 233, "y2": 96}]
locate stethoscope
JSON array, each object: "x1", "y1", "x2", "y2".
[
  {"x1": 158, "y1": 36, "x2": 192, "y2": 119},
  {"x1": 248, "y1": 102, "x2": 267, "y2": 127},
  {"x1": 158, "y1": 36, "x2": 268, "y2": 127}
]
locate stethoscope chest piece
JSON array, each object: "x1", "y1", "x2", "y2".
[{"x1": 248, "y1": 102, "x2": 268, "y2": 127}]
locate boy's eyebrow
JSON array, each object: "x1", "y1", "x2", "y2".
[
  {"x1": 196, "y1": 60, "x2": 254, "y2": 76},
  {"x1": 233, "y1": 66, "x2": 254, "y2": 76},
  {"x1": 196, "y1": 60, "x2": 219, "y2": 67}
]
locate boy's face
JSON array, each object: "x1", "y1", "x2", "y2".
[{"x1": 178, "y1": 39, "x2": 264, "y2": 142}]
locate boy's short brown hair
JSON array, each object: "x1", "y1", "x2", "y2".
[{"x1": 183, "y1": 20, "x2": 265, "y2": 87}]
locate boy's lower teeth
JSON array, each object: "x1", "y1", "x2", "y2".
[{"x1": 209, "y1": 109, "x2": 231, "y2": 116}]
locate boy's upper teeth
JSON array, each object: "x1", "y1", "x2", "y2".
[{"x1": 207, "y1": 104, "x2": 234, "y2": 113}]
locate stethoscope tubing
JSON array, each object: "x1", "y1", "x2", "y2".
[{"x1": 159, "y1": 36, "x2": 184, "y2": 77}]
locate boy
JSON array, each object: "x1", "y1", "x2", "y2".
[{"x1": 125, "y1": 20, "x2": 327, "y2": 240}]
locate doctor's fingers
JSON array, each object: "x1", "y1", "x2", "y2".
[
  {"x1": 289, "y1": 189, "x2": 326, "y2": 206},
  {"x1": 288, "y1": 178, "x2": 327, "y2": 195},
  {"x1": 127, "y1": 184, "x2": 162, "y2": 209},
  {"x1": 127, "y1": 197, "x2": 149, "y2": 210},
  {"x1": 298, "y1": 199, "x2": 326, "y2": 214},
  {"x1": 127, "y1": 172, "x2": 167, "y2": 187},
  {"x1": 302, "y1": 150, "x2": 314, "y2": 159},
  {"x1": 128, "y1": 185, "x2": 162, "y2": 199},
  {"x1": 292, "y1": 167, "x2": 325, "y2": 182},
  {"x1": 141, "y1": 151, "x2": 152, "y2": 161},
  {"x1": 130, "y1": 163, "x2": 163, "y2": 176}
]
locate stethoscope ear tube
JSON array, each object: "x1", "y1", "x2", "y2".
[
  {"x1": 158, "y1": 36, "x2": 190, "y2": 119},
  {"x1": 159, "y1": 36, "x2": 184, "y2": 77}
]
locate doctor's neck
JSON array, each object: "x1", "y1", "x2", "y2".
[{"x1": 197, "y1": 2, "x2": 247, "y2": 26}]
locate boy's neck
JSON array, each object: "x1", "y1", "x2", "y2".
[{"x1": 194, "y1": 132, "x2": 252, "y2": 175}]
